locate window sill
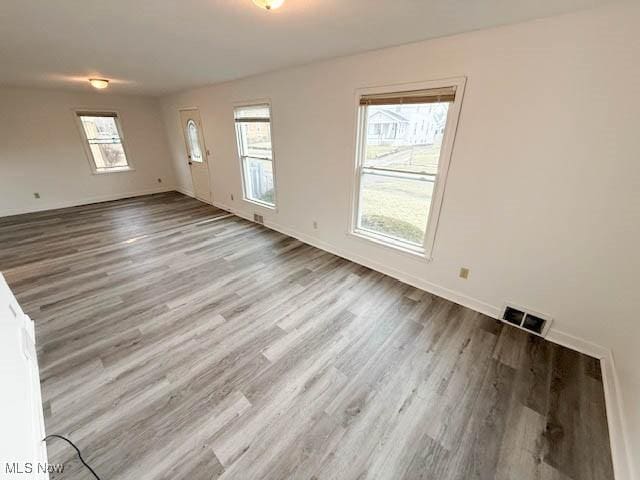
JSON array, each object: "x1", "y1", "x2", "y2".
[
  {"x1": 349, "y1": 228, "x2": 432, "y2": 261},
  {"x1": 244, "y1": 197, "x2": 277, "y2": 211},
  {"x1": 93, "y1": 166, "x2": 135, "y2": 175}
]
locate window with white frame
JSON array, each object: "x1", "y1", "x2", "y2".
[
  {"x1": 234, "y1": 104, "x2": 276, "y2": 208},
  {"x1": 76, "y1": 112, "x2": 131, "y2": 173},
  {"x1": 353, "y1": 81, "x2": 464, "y2": 256}
]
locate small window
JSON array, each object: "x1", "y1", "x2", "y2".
[
  {"x1": 352, "y1": 81, "x2": 464, "y2": 257},
  {"x1": 76, "y1": 112, "x2": 131, "y2": 173},
  {"x1": 234, "y1": 104, "x2": 276, "y2": 208},
  {"x1": 186, "y1": 119, "x2": 203, "y2": 162}
]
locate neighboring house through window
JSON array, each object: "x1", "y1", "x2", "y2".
[{"x1": 352, "y1": 79, "x2": 465, "y2": 257}]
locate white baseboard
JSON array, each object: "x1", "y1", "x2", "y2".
[
  {"x1": 206, "y1": 197, "x2": 634, "y2": 480},
  {"x1": 601, "y1": 353, "x2": 636, "y2": 480},
  {"x1": 7, "y1": 187, "x2": 630, "y2": 478},
  {"x1": 210, "y1": 199, "x2": 605, "y2": 354},
  {"x1": 174, "y1": 186, "x2": 195, "y2": 198},
  {"x1": 0, "y1": 186, "x2": 176, "y2": 218},
  {"x1": 544, "y1": 330, "x2": 634, "y2": 479},
  {"x1": 545, "y1": 328, "x2": 610, "y2": 360},
  {"x1": 211, "y1": 199, "x2": 501, "y2": 321}
]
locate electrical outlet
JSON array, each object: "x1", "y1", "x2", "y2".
[
  {"x1": 313, "y1": 221, "x2": 318, "y2": 230},
  {"x1": 33, "y1": 193, "x2": 40, "y2": 199},
  {"x1": 459, "y1": 267, "x2": 470, "y2": 279},
  {"x1": 254, "y1": 213, "x2": 264, "y2": 224}
]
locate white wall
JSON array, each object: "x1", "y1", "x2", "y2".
[
  {"x1": 160, "y1": 3, "x2": 640, "y2": 477},
  {"x1": 163, "y1": 4, "x2": 640, "y2": 478},
  {"x1": 0, "y1": 87, "x2": 176, "y2": 216}
]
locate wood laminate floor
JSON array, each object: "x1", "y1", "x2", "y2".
[{"x1": 0, "y1": 192, "x2": 614, "y2": 480}]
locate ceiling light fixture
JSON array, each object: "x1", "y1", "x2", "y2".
[
  {"x1": 252, "y1": 0, "x2": 284, "y2": 10},
  {"x1": 89, "y1": 78, "x2": 109, "y2": 89}
]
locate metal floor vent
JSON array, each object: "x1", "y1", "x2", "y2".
[{"x1": 501, "y1": 304, "x2": 552, "y2": 337}]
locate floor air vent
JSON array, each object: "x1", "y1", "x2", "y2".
[{"x1": 501, "y1": 304, "x2": 552, "y2": 337}]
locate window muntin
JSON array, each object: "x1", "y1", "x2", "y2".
[
  {"x1": 234, "y1": 104, "x2": 276, "y2": 208},
  {"x1": 77, "y1": 112, "x2": 130, "y2": 173},
  {"x1": 354, "y1": 86, "x2": 459, "y2": 253}
]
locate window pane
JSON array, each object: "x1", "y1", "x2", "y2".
[
  {"x1": 89, "y1": 143, "x2": 128, "y2": 170},
  {"x1": 79, "y1": 114, "x2": 130, "y2": 170},
  {"x1": 235, "y1": 105, "x2": 270, "y2": 120},
  {"x1": 358, "y1": 172, "x2": 434, "y2": 245},
  {"x1": 243, "y1": 157, "x2": 275, "y2": 205},
  {"x1": 364, "y1": 103, "x2": 449, "y2": 175},
  {"x1": 238, "y1": 122, "x2": 272, "y2": 159},
  {"x1": 186, "y1": 119, "x2": 203, "y2": 162},
  {"x1": 80, "y1": 116, "x2": 121, "y2": 142},
  {"x1": 234, "y1": 104, "x2": 276, "y2": 207}
]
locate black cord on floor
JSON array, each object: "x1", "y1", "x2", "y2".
[{"x1": 43, "y1": 434, "x2": 101, "y2": 480}]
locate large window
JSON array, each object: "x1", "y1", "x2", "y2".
[
  {"x1": 353, "y1": 81, "x2": 464, "y2": 256},
  {"x1": 234, "y1": 104, "x2": 276, "y2": 208},
  {"x1": 76, "y1": 112, "x2": 131, "y2": 173}
]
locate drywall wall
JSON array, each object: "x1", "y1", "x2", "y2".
[
  {"x1": 160, "y1": 3, "x2": 639, "y2": 478},
  {"x1": 0, "y1": 87, "x2": 176, "y2": 216}
]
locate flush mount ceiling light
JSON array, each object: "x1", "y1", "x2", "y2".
[
  {"x1": 89, "y1": 78, "x2": 109, "y2": 89},
  {"x1": 252, "y1": 0, "x2": 284, "y2": 10}
]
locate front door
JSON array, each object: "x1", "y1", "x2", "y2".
[{"x1": 179, "y1": 109, "x2": 211, "y2": 202}]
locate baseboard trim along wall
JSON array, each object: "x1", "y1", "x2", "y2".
[
  {"x1": 134, "y1": 189, "x2": 636, "y2": 480},
  {"x1": 4, "y1": 185, "x2": 632, "y2": 479},
  {"x1": 543, "y1": 326, "x2": 635, "y2": 480},
  {"x1": 600, "y1": 353, "x2": 636, "y2": 480},
  {"x1": 175, "y1": 187, "x2": 195, "y2": 198},
  {"x1": 202, "y1": 194, "x2": 634, "y2": 480},
  {"x1": 0, "y1": 186, "x2": 175, "y2": 218}
]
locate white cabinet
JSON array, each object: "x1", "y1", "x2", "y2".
[{"x1": 0, "y1": 273, "x2": 49, "y2": 479}]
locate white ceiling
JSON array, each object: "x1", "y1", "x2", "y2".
[{"x1": 0, "y1": 0, "x2": 617, "y2": 96}]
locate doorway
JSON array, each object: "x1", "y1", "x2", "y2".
[{"x1": 179, "y1": 108, "x2": 211, "y2": 202}]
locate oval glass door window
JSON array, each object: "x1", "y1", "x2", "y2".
[{"x1": 187, "y1": 119, "x2": 203, "y2": 162}]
